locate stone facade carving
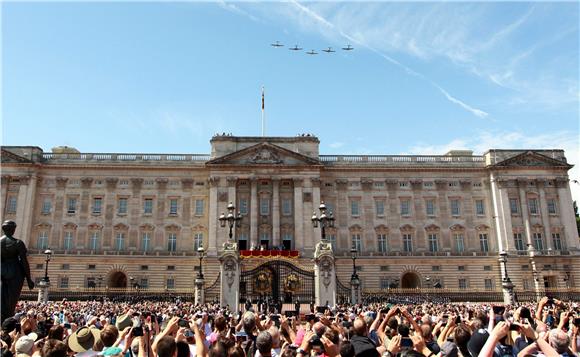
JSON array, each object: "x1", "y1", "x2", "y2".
[{"x1": 250, "y1": 148, "x2": 282, "y2": 164}]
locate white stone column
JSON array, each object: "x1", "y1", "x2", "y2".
[
  {"x1": 311, "y1": 178, "x2": 321, "y2": 247},
  {"x1": 272, "y1": 179, "x2": 280, "y2": 248},
  {"x1": 293, "y1": 179, "x2": 304, "y2": 251},
  {"x1": 1, "y1": 176, "x2": 10, "y2": 220},
  {"x1": 537, "y1": 181, "x2": 553, "y2": 251},
  {"x1": 250, "y1": 179, "x2": 258, "y2": 248},
  {"x1": 490, "y1": 175, "x2": 508, "y2": 252},
  {"x1": 517, "y1": 181, "x2": 533, "y2": 247},
  {"x1": 556, "y1": 179, "x2": 579, "y2": 252},
  {"x1": 208, "y1": 177, "x2": 219, "y2": 255},
  {"x1": 21, "y1": 175, "x2": 38, "y2": 247},
  {"x1": 498, "y1": 185, "x2": 515, "y2": 251}
]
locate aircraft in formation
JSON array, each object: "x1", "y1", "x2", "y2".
[{"x1": 271, "y1": 41, "x2": 354, "y2": 55}]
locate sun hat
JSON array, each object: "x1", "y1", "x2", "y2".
[
  {"x1": 15, "y1": 333, "x2": 38, "y2": 355},
  {"x1": 68, "y1": 326, "x2": 101, "y2": 352},
  {"x1": 115, "y1": 314, "x2": 132, "y2": 331}
]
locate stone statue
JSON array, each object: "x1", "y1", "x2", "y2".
[{"x1": 1, "y1": 220, "x2": 34, "y2": 322}]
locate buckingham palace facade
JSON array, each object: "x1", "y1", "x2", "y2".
[{"x1": 1, "y1": 134, "x2": 579, "y2": 293}]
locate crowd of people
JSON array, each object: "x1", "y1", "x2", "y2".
[{"x1": 1, "y1": 296, "x2": 579, "y2": 357}]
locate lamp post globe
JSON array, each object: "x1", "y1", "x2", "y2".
[
  {"x1": 43, "y1": 249, "x2": 53, "y2": 282},
  {"x1": 197, "y1": 245, "x2": 205, "y2": 279}
]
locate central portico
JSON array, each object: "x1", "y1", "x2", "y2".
[{"x1": 206, "y1": 135, "x2": 324, "y2": 257}]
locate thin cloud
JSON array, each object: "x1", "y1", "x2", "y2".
[
  {"x1": 216, "y1": 1, "x2": 260, "y2": 23},
  {"x1": 289, "y1": 0, "x2": 489, "y2": 119}
]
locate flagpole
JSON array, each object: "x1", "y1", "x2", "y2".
[{"x1": 261, "y1": 86, "x2": 265, "y2": 137}]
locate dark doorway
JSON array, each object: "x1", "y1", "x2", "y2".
[
  {"x1": 238, "y1": 239, "x2": 247, "y2": 250},
  {"x1": 109, "y1": 271, "x2": 128, "y2": 288},
  {"x1": 401, "y1": 272, "x2": 421, "y2": 289}
]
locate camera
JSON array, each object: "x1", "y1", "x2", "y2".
[
  {"x1": 520, "y1": 307, "x2": 531, "y2": 319},
  {"x1": 132, "y1": 326, "x2": 144, "y2": 337},
  {"x1": 178, "y1": 319, "x2": 189, "y2": 328},
  {"x1": 401, "y1": 337, "x2": 413, "y2": 348},
  {"x1": 492, "y1": 306, "x2": 505, "y2": 315}
]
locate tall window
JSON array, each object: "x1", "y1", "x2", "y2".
[
  {"x1": 454, "y1": 234, "x2": 465, "y2": 253},
  {"x1": 167, "y1": 233, "x2": 177, "y2": 251},
  {"x1": 458, "y1": 278, "x2": 468, "y2": 289},
  {"x1": 377, "y1": 234, "x2": 387, "y2": 253},
  {"x1": 328, "y1": 234, "x2": 336, "y2": 250},
  {"x1": 475, "y1": 200, "x2": 485, "y2": 215},
  {"x1": 142, "y1": 232, "x2": 151, "y2": 252},
  {"x1": 484, "y1": 279, "x2": 493, "y2": 290},
  {"x1": 238, "y1": 233, "x2": 248, "y2": 250},
  {"x1": 195, "y1": 199, "x2": 204, "y2": 216},
  {"x1": 194, "y1": 233, "x2": 203, "y2": 250},
  {"x1": 400, "y1": 200, "x2": 410, "y2": 216},
  {"x1": 450, "y1": 199, "x2": 460, "y2": 216},
  {"x1": 93, "y1": 198, "x2": 102, "y2": 214},
  {"x1": 90, "y1": 232, "x2": 100, "y2": 250},
  {"x1": 547, "y1": 199, "x2": 557, "y2": 214},
  {"x1": 118, "y1": 198, "x2": 128, "y2": 214},
  {"x1": 533, "y1": 232, "x2": 543, "y2": 251},
  {"x1": 552, "y1": 233, "x2": 562, "y2": 250},
  {"x1": 479, "y1": 233, "x2": 489, "y2": 252},
  {"x1": 115, "y1": 232, "x2": 125, "y2": 251},
  {"x1": 351, "y1": 234, "x2": 362, "y2": 252},
  {"x1": 60, "y1": 277, "x2": 69, "y2": 289},
  {"x1": 402, "y1": 234, "x2": 413, "y2": 252},
  {"x1": 351, "y1": 201, "x2": 360, "y2": 216},
  {"x1": 260, "y1": 233, "x2": 270, "y2": 249},
  {"x1": 282, "y1": 233, "x2": 293, "y2": 250},
  {"x1": 375, "y1": 201, "x2": 385, "y2": 216},
  {"x1": 38, "y1": 231, "x2": 49, "y2": 249},
  {"x1": 260, "y1": 198, "x2": 270, "y2": 215},
  {"x1": 428, "y1": 234, "x2": 438, "y2": 252},
  {"x1": 425, "y1": 199, "x2": 435, "y2": 216},
  {"x1": 42, "y1": 198, "x2": 52, "y2": 214},
  {"x1": 169, "y1": 199, "x2": 178, "y2": 215},
  {"x1": 143, "y1": 199, "x2": 153, "y2": 214},
  {"x1": 140, "y1": 279, "x2": 149, "y2": 289},
  {"x1": 67, "y1": 197, "x2": 77, "y2": 214},
  {"x1": 529, "y1": 198, "x2": 539, "y2": 215},
  {"x1": 166, "y1": 278, "x2": 175, "y2": 289},
  {"x1": 7, "y1": 196, "x2": 17, "y2": 213},
  {"x1": 509, "y1": 198, "x2": 519, "y2": 214},
  {"x1": 64, "y1": 231, "x2": 74, "y2": 250},
  {"x1": 282, "y1": 199, "x2": 292, "y2": 216},
  {"x1": 514, "y1": 233, "x2": 525, "y2": 251},
  {"x1": 239, "y1": 199, "x2": 248, "y2": 215}
]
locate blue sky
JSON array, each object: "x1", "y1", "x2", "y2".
[{"x1": 2, "y1": 1, "x2": 579, "y2": 198}]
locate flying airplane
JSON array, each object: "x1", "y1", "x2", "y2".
[
  {"x1": 289, "y1": 45, "x2": 303, "y2": 51},
  {"x1": 306, "y1": 50, "x2": 318, "y2": 55},
  {"x1": 322, "y1": 47, "x2": 336, "y2": 53},
  {"x1": 271, "y1": 41, "x2": 284, "y2": 47},
  {"x1": 342, "y1": 44, "x2": 354, "y2": 51}
]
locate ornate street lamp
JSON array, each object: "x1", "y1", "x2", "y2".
[
  {"x1": 97, "y1": 275, "x2": 103, "y2": 289},
  {"x1": 311, "y1": 202, "x2": 335, "y2": 242},
  {"x1": 498, "y1": 250, "x2": 515, "y2": 304},
  {"x1": 42, "y1": 249, "x2": 53, "y2": 283},
  {"x1": 219, "y1": 202, "x2": 243, "y2": 244},
  {"x1": 197, "y1": 244, "x2": 205, "y2": 279},
  {"x1": 425, "y1": 276, "x2": 431, "y2": 289},
  {"x1": 129, "y1": 276, "x2": 135, "y2": 290},
  {"x1": 350, "y1": 246, "x2": 360, "y2": 304}
]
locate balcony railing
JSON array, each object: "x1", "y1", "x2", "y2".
[
  {"x1": 42, "y1": 153, "x2": 210, "y2": 163},
  {"x1": 319, "y1": 155, "x2": 485, "y2": 166}
]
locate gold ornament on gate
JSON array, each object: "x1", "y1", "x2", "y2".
[
  {"x1": 254, "y1": 271, "x2": 272, "y2": 293},
  {"x1": 283, "y1": 273, "x2": 301, "y2": 293}
]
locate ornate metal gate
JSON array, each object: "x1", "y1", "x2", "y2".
[{"x1": 240, "y1": 260, "x2": 315, "y2": 304}]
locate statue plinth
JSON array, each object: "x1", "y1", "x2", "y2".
[{"x1": 313, "y1": 241, "x2": 336, "y2": 307}]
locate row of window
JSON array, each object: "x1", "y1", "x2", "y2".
[
  {"x1": 36, "y1": 231, "x2": 205, "y2": 252},
  {"x1": 378, "y1": 278, "x2": 494, "y2": 290},
  {"x1": 509, "y1": 198, "x2": 558, "y2": 215},
  {"x1": 513, "y1": 232, "x2": 564, "y2": 251},
  {"x1": 347, "y1": 198, "x2": 487, "y2": 217}
]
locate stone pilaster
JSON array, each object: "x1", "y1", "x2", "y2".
[
  {"x1": 555, "y1": 178, "x2": 579, "y2": 252},
  {"x1": 272, "y1": 179, "x2": 280, "y2": 248},
  {"x1": 208, "y1": 177, "x2": 220, "y2": 255},
  {"x1": 293, "y1": 179, "x2": 304, "y2": 251},
  {"x1": 517, "y1": 179, "x2": 533, "y2": 247},
  {"x1": 227, "y1": 177, "x2": 238, "y2": 243},
  {"x1": 536, "y1": 180, "x2": 553, "y2": 251},
  {"x1": 314, "y1": 241, "x2": 336, "y2": 307},
  {"x1": 250, "y1": 178, "x2": 258, "y2": 248},
  {"x1": 220, "y1": 248, "x2": 240, "y2": 313}
]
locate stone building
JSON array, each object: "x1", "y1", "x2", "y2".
[{"x1": 1, "y1": 134, "x2": 578, "y2": 294}]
